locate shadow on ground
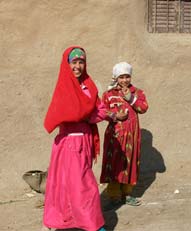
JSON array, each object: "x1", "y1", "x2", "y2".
[
  {"x1": 103, "y1": 212, "x2": 118, "y2": 231},
  {"x1": 100, "y1": 184, "x2": 120, "y2": 230},
  {"x1": 132, "y1": 128, "x2": 166, "y2": 197}
]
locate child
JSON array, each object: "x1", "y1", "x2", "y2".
[
  {"x1": 42, "y1": 46, "x2": 106, "y2": 231},
  {"x1": 100, "y1": 62, "x2": 148, "y2": 210}
]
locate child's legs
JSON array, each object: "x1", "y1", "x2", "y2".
[
  {"x1": 121, "y1": 184, "x2": 133, "y2": 197},
  {"x1": 106, "y1": 182, "x2": 122, "y2": 200},
  {"x1": 121, "y1": 184, "x2": 141, "y2": 206}
]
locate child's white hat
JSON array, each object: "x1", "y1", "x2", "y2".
[{"x1": 112, "y1": 62, "x2": 132, "y2": 79}]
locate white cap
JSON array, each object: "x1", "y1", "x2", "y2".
[{"x1": 112, "y1": 62, "x2": 132, "y2": 79}]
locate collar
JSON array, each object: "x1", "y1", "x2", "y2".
[{"x1": 81, "y1": 83, "x2": 87, "y2": 89}]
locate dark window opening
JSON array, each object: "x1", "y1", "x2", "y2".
[{"x1": 148, "y1": 0, "x2": 191, "y2": 33}]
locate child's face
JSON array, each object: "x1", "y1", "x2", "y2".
[
  {"x1": 69, "y1": 59, "x2": 85, "y2": 78},
  {"x1": 117, "y1": 74, "x2": 131, "y2": 88}
]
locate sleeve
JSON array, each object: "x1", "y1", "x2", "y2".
[
  {"x1": 131, "y1": 89, "x2": 148, "y2": 114},
  {"x1": 101, "y1": 91, "x2": 117, "y2": 122},
  {"x1": 88, "y1": 101, "x2": 108, "y2": 124},
  {"x1": 102, "y1": 91, "x2": 110, "y2": 110}
]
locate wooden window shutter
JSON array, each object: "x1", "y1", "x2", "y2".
[{"x1": 148, "y1": 0, "x2": 191, "y2": 33}]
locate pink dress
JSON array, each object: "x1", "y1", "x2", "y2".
[{"x1": 43, "y1": 85, "x2": 106, "y2": 231}]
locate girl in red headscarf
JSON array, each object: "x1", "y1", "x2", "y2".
[{"x1": 42, "y1": 46, "x2": 107, "y2": 231}]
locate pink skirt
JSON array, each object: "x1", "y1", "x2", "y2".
[{"x1": 43, "y1": 122, "x2": 104, "y2": 231}]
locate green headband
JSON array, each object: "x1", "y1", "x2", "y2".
[{"x1": 68, "y1": 48, "x2": 86, "y2": 63}]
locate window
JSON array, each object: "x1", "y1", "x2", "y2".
[{"x1": 148, "y1": 0, "x2": 191, "y2": 33}]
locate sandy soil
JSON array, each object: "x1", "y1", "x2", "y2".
[{"x1": 1, "y1": 0, "x2": 191, "y2": 230}]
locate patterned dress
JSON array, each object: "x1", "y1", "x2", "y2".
[{"x1": 100, "y1": 84, "x2": 148, "y2": 185}]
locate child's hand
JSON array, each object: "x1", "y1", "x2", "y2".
[
  {"x1": 122, "y1": 87, "x2": 131, "y2": 101},
  {"x1": 116, "y1": 111, "x2": 128, "y2": 121},
  {"x1": 121, "y1": 86, "x2": 129, "y2": 94}
]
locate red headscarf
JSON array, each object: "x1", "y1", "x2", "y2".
[
  {"x1": 44, "y1": 46, "x2": 99, "y2": 132},
  {"x1": 44, "y1": 46, "x2": 100, "y2": 157}
]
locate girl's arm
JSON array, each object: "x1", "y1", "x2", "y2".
[
  {"x1": 88, "y1": 101, "x2": 108, "y2": 123},
  {"x1": 130, "y1": 89, "x2": 148, "y2": 114},
  {"x1": 88, "y1": 93, "x2": 117, "y2": 123}
]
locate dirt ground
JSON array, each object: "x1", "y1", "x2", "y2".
[{"x1": 1, "y1": 0, "x2": 191, "y2": 230}]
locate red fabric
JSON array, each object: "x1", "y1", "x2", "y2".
[
  {"x1": 44, "y1": 46, "x2": 100, "y2": 157},
  {"x1": 91, "y1": 123, "x2": 100, "y2": 158},
  {"x1": 44, "y1": 46, "x2": 98, "y2": 133},
  {"x1": 100, "y1": 85, "x2": 148, "y2": 185}
]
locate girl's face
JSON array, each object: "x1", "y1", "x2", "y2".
[
  {"x1": 69, "y1": 59, "x2": 85, "y2": 78},
  {"x1": 117, "y1": 74, "x2": 131, "y2": 88}
]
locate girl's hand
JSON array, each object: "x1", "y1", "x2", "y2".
[
  {"x1": 116, "y1": 111, "x2": 128, "y2": 121},
  {"x1": 121, "y1": 86, "x2": 129, "y2": 94},
  {"x1": 122, "y1": 87, "x2": 132, "y2": 102}
]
